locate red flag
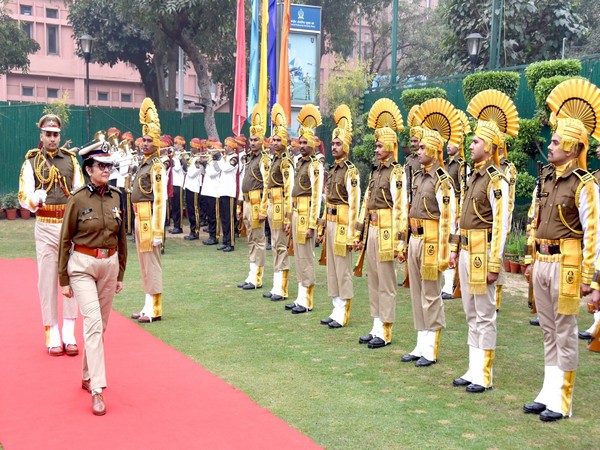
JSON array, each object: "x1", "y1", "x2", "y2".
[
  {"x1": 232, "y1": 0, "x2": 247, "y2": 135},
  {"x1": 277, "y1": 0, "x2": 291, "y2": 120}
]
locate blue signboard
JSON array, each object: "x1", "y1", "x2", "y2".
[{"x1": 290, "y1": 4, "x2": 321, "y2": 33}]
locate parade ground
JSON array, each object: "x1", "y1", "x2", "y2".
[{"x1": 1, "y1": 219, "x2": 599, "y2": 449}]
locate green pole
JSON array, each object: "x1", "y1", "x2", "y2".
[
  {"x1": 489, "y1": 0, "x2": 499, "y2": 70},
  {"x1": 390, "y1": 0, "x2": 398, "y2": 86}
]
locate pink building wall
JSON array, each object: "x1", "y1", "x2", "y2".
[{"x1": 1, "y1": 0, "x2": 200, "y2": 108}]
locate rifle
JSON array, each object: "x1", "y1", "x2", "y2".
[
  {"x1": 401, "y1": 165, "x2": 413, "y2": 288},
  {"x1": 453, "y1": 160, "x2": 468, "y2": 298},
  {"x1": 528, "y1": 161, "x2": 544, "y2": 313}
]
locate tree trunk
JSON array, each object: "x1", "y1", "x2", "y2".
[
  {"x1": 154, "y1": 54, "x2": 168, "y2": 110},
  {"x1": 165, "y1": 49, "x2": 178, "y2": 111}
]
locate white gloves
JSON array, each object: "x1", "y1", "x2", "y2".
[
  {"x1": 152, "y1": 238, "x2": 163, "y2": 247},
  {"x1": 33, "y1": 189, "x2": 47, "y2": 206}
]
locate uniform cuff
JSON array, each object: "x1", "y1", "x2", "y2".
[{"x1": 488, "y1": 258, "x2": 502, "y2": 273}]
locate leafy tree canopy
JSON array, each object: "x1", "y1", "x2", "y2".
[{"x1": 0, "y1": 1, "x2": 40, "y2": 75}]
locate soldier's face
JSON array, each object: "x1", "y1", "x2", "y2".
[
  {"x1": 141, "y1": 135, "x2": 156, "y2": 156},
  {"x1": 331, "y1": 138, "x2": 344, "y2": 159},
  {"x1": 410, "y1": 136, "x2": 419, "y2": 151},
  {"x1": 447, "y1": 144, "x2": 459, "y2": 157},
  {"x1": 249, "y1": 136, "x2": 262, "y2": 152},
  {"x1": 299, "y1": 137, "x2": 313, "y2": 157},
  {"x1": 375, "y1": 141, "x2": 392, "y2": 162},
  {"x1": 596, "y1": 143, "x2": 600, "y2": 160},
  {"x1": 417, "y1": 142, "x2": 434, "y2": 166},
  {"x1": 270, "y1": 135, "x2": 284, "y2": 154},
  {"x1": 470, "y1": 136, "x2": 486, "y2": 163},
  {"x1": 547, "y1": 133, "x2": 571, "y2": 166},
  {"x1": 40, "y1": 130, "x2": 60, "y2": 151}
]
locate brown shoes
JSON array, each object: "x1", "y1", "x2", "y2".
[
  {"x1": 138, "y1": 315, "x2": 161, "y2": 323},
  {"x1": 64, "y1": 343, "x2": 79, "y2": 356},
  {"x1": 48, "y1": 346, "x2": 64, "y2": 357},
  {"x1": 82, "y1": 379, "x2": 91, "y2": 393},
  {"x1": 92, "y1": 393, "x2": 106, "y2": 416},
  {"x1": 131, "y1": 311, "x2": 142, "y2": 320}
]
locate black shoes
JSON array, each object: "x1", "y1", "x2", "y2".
[
  {"x1": 359, "y1": 334, "x2": 374, "y2": 344},
  {"x1": 222, "y1": 246, "x2": 234, "y2": 252},
  {"x1": 169, "y1": 227, "x2": 183, "y2": 234},
  {"x1": 266, "y1": 243, "x2": 272, "y2": 250},
  {"x1": 441, "y1": 292, "x2": 453, "y2": 300},
  {"x1": 320, "y1": 318, "x2": 333, "y2": 325},
  {"x1": 415, "y1": 357, "x2": 435, "y2": 367},
  {"x1": 217, "y1": 244, "x2": 227, "y2": 250},
  {"x1": 263, "y1": 292, "x2": 273, "y2": 298},
  {"x1": 539, "y1": 410, "x2": 565, "y2": 422},
  {"x1": 530, "y1": 318, "x2": 540, "y2": 326},
  {"x1": 184, "y1": 234, "x2": 199, "y2": 240},
  {"x1": 271, "y1": 294, "x2": 284, "y2": 301},
  {"x1": 291, "y1": 305, "x2": 310, "y2": 314},
  {"x1": 466, "y1": 383, "x2": 491, "y2": 393},
  {"x1": 401, "y1": 354, "x2": 420, "y2": 363},
  {"x1": 367, "y1": 337, "x2": 389, "y2": 349},
  {"x1": 284, "y1": 303, "x2": 296, "y2": 310},
  {"x1": 452, "y1": 377, "x2": 471, "y2": 387},
  {"x1": 202, "y1": 238, "x2": 218, "y2": 245},
  {"x1": 328, "y1": 320, "x2": 342, "y2": 329},
  {"x1": 523, "y1": 402, "x2": 546, "y2": 414},
  {"x1": 578, "y1": 331, "x2": 592, "y2": 340},
  {"x1": 242, "y1": 283, "x2": 261, "y2": 290},
  {"x1": 237, "y1": 281, "x2": 248, "y2": 288}
]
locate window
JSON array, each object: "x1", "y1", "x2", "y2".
[
  {"x1": 47, "y1": 25, "x2": 58, "y2": 55},
  {"x1": 121, "y1": 93, "x2": 132, "y2": 103},
  {"x1": 22, "y1": 86, "x2": 34, "y2": 97},
  {"x1": 22, "y1": 22, "x2": 33, "y2": 39},
  {"x1": 20, "y1": 5, "x2": 32, "y2": 15},
  {"x1": 47, "y1": 88, "x2": 59, "y2": 99},
  {"x1": 98, "y1": 91, "x2": 109, "y2": 101},
  {"x1": 46, "y1": 8, "x2": 58, "y2": 19}
]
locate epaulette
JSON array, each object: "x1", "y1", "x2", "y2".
[
  {"x1": 391, "y1": 163, "x2": 404, "y2": 176},
  {"x1": 60, "y1": 148, "x2": 76, "y2": 157},
  {"x1": 151, "y1": 156, "x2": 162, "y2": 165},
  {"x1": 109, "y1": 185, "x2": 122, "y2": 195},
  {"x1": 573, "y1": 168, "x2": 595, "y2": 184},
  {"x1": 25, "y1": 149, "x2": 40, "y2": 159},
  {"x1": 486, "y1": 165, "x2": 501, "y2": 179},
  {"x1": 344, "y1": 160, "x2": 356, "y2": 170},
  {"x1": 436, "y1": 167, "x2": 449, "y2": 183},
  {"x1": 71, "y1": 185, "x2": 87, "y2": 196}
]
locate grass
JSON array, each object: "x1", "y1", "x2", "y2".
[{"x1": 1, "y1": 218, "x2": 599, "y2": 449}]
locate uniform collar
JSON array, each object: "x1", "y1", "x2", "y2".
[
  {"x1": 86, "y1": 183, "x2": 112, "y2": 197},
  {"x1": 378, "y1": 159, "x2": 393, "y2": 169},
  {"x1": 555, "y1": 159, "x2": 578, "y2": 178},
  {"x1": 474, "y1": 157, "x2": 493, "y2": 175}
]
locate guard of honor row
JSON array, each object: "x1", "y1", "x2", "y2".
[{"x1": 18, "y1": 79, "x2": 600, "y2": 423}]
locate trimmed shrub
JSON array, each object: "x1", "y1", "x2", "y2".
[
  {"x1": 534, "y1": 75, "x2": 585, "y2": 119},
  {"x1": 463, "y1": 71, "x2": 520, "y2": 104},
  {"x1": 400, "y1": 88, "x2": 447, "y2": 112},
  {"x1": 524, "y1": 59, "x2": 581, "y2": 92},
  {"x1": 509, "y1": 118, "x2": 545, "y2": 158},
  {"x1": 515, "y1": 171, "x2": 536, "y2": 199}
]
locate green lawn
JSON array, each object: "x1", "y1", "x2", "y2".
[{"x1": 1, "y1": 218, "x2": 599, "y2": 449}]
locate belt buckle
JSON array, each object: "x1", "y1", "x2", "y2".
[{"x1": 97, "y1": 249, "x2": 109, "y2": 259}]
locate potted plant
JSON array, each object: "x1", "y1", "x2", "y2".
[{"x1": 2, "y1": 192, "x2": 19, "y2": 220}]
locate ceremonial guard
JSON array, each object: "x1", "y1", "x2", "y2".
[
  {"x1": 318, "y1": 105, "x2": 360, "y2": 328},
  {"x1": 120, "y1": 131, "x2": 136, "y2": 235},
  {"x1": 237, "y1": 106, "x2": 270, "y2": 289},
  {"x1": 523, "y1": 79, "x2": 600, "y2": 421},
  {"x1": 355, "y1": 98, "x2": 407, "y2": 348},
  {"x1": 441, "y1": 110, "x2": 471, "y2": 299},
  {"x1": 262, "y1": 104, "x2": 293, "y2": 301},
  {"x1": 405, "y1": 105, "x2": 423, "y2": 174},
  {"x1": 215, "y1": 137, "x2": 239, "y2": 252},
  {"x1": 18, "y1": 114, "x2": 84, "y2": 356},
  {"x1": 401, "y1": 98, "x2": 458, "y2": 366},
  {"x1": 183, "y1": 138, "x2": 205, "y2": 240},
  {"x1": 285, "y1": 104, "x2": 324, "y2": 314},
  {"x1": 58, "y1": 143, "x2": 127, "y2": 416},
  {"x1": 202, "y1": 141, "x2": 222, "y2": 246},
  {"x1": 449, "y1": 90, "x2": 514, "y2": 393},
  {"x1": 130, "y1": 98, "x2": 167, "y2": 323},
  {"x1": 168, "y1": 136, "x2": 188, "y2": 234}
]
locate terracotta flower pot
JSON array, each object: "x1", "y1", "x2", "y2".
[
  {"x1": 5, "y1": 209, "x2": 17, "y2": 220},
  {"x1": 504, "y1": 259, "x2": 512, "y2": 272},
  {"x1": 19, "y1": 208, "x2": 31, "y2": 219},
  {"x1": 520, "y1": 263, "x2": 528, "y2": 274},
  {"x1": 509, "y1": 260, "x2": 520, "y2": 274}
]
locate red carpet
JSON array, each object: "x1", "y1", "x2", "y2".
[{"x1": 0, "y1": 258, "x2": 321, "y2": 450}]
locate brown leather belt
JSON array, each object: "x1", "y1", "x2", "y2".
[
  {"x1": 74, "y1": 245, "x2": 116, "y2": 259},
  {"x1": 326, "y1": 207, "x2": 337, "y2": 215},
  {"x1": 536, "y1": 243, "x2": 561, "y2": 255},
  {"x1": 460, "y1": 232, "x2": 492, "y2": 246},
  {"x1": 36, "y1": 206, "x2": 66, "y2": 219},
  {"x1": 410, "y1": 225, "x2": 424, "y2": 236}
]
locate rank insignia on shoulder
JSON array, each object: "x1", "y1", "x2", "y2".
[
  {"x1": 443, "y1": 196, "x2": 450, "y2": 204},
  {"x1": 494, "y1": 189, "x2": 502, "y2": 199}
]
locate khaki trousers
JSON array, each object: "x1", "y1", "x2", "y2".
[
  {"x1": 458, "y1": 248, "x2": 497, "y2": 349},
  {"x1": 68, "y1": 251, "x2": 118, "y2": 392},
  {"x1": 243, "y1": 201, "x2": 266, "y2": 267},
  {"x1": 292, "y1": 212, "x2": 316, "y2": 287},
  {"x1": 326, "y1": 221, "x2": 353, "y2": 299},
  {"x1": 134, "y1": 218, "x2": 162, "y2": 294},
  {"x1": 267, "y1": 204, "x2": 289, "y2": 272},
  {"x1": 35, "y1": 221, "x2": 78, "y2": 326},
  {"x1": 407, "y1": 237, "x2": 445, "y2": 330},
  {"x1": 366, "y1": 224, "x2": 397, "y2": 323},
  {"x1": 533, "y1": 260, "x2": 578, "y2": 371}
]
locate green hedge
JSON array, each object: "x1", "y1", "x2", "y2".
[
  {"x1": 400, "y1": 88, "x2": 447, "y2": 112},
  {"x1": 524, "y1": 59, "x2": 581, "y2": 92},
  {"x1": 508, "y1": 118, "x2": 545, "y2": 158},
  {"x1": 462, "y1": 71, "x2": 520, "y2": 104},
  {"x1": 515, "y1": 171, "x2": 536, "y2": 199},
  {"x1": 534, "y1": 75, "x2": 585, "y2": 119}
]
